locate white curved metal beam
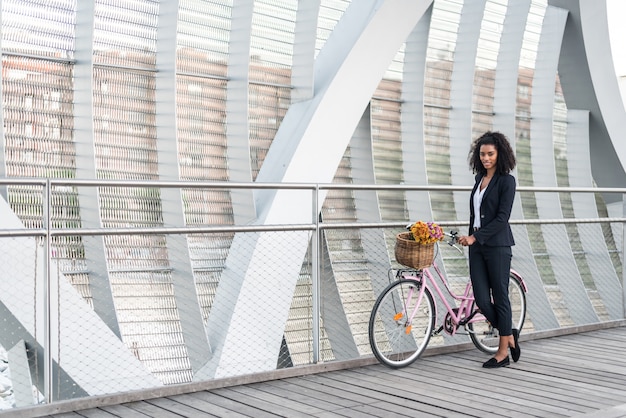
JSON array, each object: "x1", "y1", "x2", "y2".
[
  {"x1": 493, "y1": 0, "x2": 560, "y2": 330},
  {"x1": 531, "y1": 5, "x2": 598, "y2": 325},
  {"x1": 200, "y1": 0, "x2": 433, "y2": 378},
  {"x1": 549, "y1": 0, "x2": 626, "y2": 193}
]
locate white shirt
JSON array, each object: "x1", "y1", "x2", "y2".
[{"x1": 473, "y1": 186, "x2": 487, "y2": 230}]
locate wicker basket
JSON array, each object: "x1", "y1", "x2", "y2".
[{"x1": 395, "y1": 232, "x2": 435, "y2": 269}]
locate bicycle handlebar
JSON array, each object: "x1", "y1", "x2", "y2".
[
  {"x1": 404, "y1": 223, "x2": 463, "y2": 253},
  {"x1": 444, "y1": 230, "x2": 464, "y2": 254}
]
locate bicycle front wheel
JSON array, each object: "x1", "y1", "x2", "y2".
[
  {"x1": 368, "y1": 279, "x2": 435, "y2": 368},
  {"x1": 468, "y1": 272, "x2": 526, "y2": 354}
]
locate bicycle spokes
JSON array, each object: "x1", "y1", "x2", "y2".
[
  {"x1": 368, "y1": 280, "x2": 435, "y2": 368},
  {"x1": 391, "y1": 312, "x2": 413, "y2": 334},
  {"x1": 369, "y1": 265, "x2": 528, "y2": 367}
]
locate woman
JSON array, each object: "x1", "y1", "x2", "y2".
[{"x1": 457, "y1": 131, "x2": 521, "y2": 368}]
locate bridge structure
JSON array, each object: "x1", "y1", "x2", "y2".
[{"x1": 0, "y1": 0, "x2": 626, "y2": 416}]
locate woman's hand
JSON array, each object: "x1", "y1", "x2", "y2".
[{"x1": 458, "y1": 235, "x2": 476, "y2": 246}]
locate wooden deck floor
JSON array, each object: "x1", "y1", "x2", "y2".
[{"x1": 8, "y1": 325, "x2": 626, "y2": 418}]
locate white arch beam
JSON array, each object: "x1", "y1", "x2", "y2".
[
  {"x1": 531, "y1": 6, "x2": 597, "y2": 325},
  {"x1": 321, "y1": 108, "x2": 376, "y2": 360},
  {"x1": 567, "y1": 109, "x2": 623, "y2": 320},
  {"x1": 449, "y1": 0, "x2": 487, "y2": 221},
  {"x1": 291, "y1": 0, "x2": 321, "y2": 102},
  {"x1": 0, "y1": 198, "x2": 161, "y2": 395},
  {"x1": 493, "y1": 0, "x2": 559, "y2": 330},
  {"x1": 73, "y1": 1, "x2": 121, "y2": 338},
  {"x1": 200, "y1": 0, "x2": 433, "y2": 378},
  {"x1": 549, "y1": 0, "x2": 626, "y2": 194},
  {"x1": 154, "y1": 0, "x2": 210, "y2": 372},
  {"x1": 227, "y1": 0, "x2": 256, "y2": 224}
]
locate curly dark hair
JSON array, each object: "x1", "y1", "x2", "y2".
[{"x1": 469, "y1": 131, "x2": 516, "y2": 175}]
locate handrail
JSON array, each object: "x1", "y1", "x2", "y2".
[
  {"x1": 0, "y1": 178, "x2": 625, "y2": 406},
  {"x1": 2, "y1": 177, "x2": 626, "y2": 194}
]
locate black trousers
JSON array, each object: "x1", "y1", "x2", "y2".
[{"x1": 468, "y1": 243, "x2": 513, "y2": 336}]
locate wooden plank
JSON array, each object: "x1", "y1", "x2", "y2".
[
  {"x1": 12, "y1": 326, "x2": 626, "y2": 418},
  {"x1": 263, "y1": 378, "x2": 365, "y2": 409},
  {"x1": 176, "y1": 391, "x2": 279, "y2": 418},
  {"x1": 299, "y1": 373, "x2": 452, "y2": 416},
  {"x1": 211, "y1": 386, "x2": 309, "y2": 417},
  {"x1": 143, "y1": 397, "x2": 217, "y2": 417},
  {"x1": 332, "y1": 366, "x2": 515, "y2": 417},
  {"x1": 66, "y1": 409, "x2": 118, "y2": 418},
  {"x1": 416, "y1": 355, "x2": 595, "y2": 415},
  {"x1": 304, "y1": 369, "x2": 501, "y2": 417},
  {"x1": 97, "y1": 404, "x2": 152, "y2": 418},
  {"x1": 120, "y1": 400, "x2": 188, "y2": 418},
  {"x1": 163, "y1": 393, "x2": 249, "y2": 418},
  {"x1": 448, "y1": 352, "x2": 623, "y2": 412},
  {"x1": 251, "y1": 379, "x2": 357, "y2": 412},
  {"x1": 512, "y1": 344, "x2": 626, "y2": 388},
  {"x1": 421, "y1": 354, "x2": 613, "y2": 410},
  {"x1": 358, "y1": 365, "x2": 568, "y2": 417}
]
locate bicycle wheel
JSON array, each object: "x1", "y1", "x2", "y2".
[
  {"x1": 368, "y1": 279, "x2": 435, "y2": 368},
  {"x1": 468, "y1": 273, "x2": 526, "y2": 354}
]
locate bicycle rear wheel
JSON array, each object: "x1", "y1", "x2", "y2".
[
  {"x1": 368, "y1": 279, "x2": 435, "y2": 368},
  {"x1": 468, "y1": 272, "x2": 526, "y2": 354}
]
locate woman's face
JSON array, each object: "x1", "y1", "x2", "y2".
[{"x1": 479, "y1": 144, "x2": 498, "y2": 172}]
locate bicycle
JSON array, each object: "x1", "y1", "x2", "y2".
[{"x1": 368, "y1": 230, "x2": 527, "y2": 368}]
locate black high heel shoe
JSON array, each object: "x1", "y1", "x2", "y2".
[{"x1": 511, "y1": 328, "x2": 521, "y2": 362}]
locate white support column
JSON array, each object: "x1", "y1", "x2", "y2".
[
  {"x1": 73, "y1": 1, "x2": 121, "y2": 338},
  {"x1": 0, "y1": 198, "x2": 161, "y2": 395},
  {"x1": 549, "y1": 0, "x2": 626, "y2": 192},
  {"x1": 291, "y1": 0, "x2": 321, "y2": 103},
  {"x1": 154, "y1": 0, "x2": 210, "y2": 372},
  {"x1": 567, "y1": 109, "x2": 623, "y2": 320},
  {"x1": 0, "y1": 0, "x2": 6, "y2": 200},
  {"x1": 531, "y1": 6, "x2": 597, "y2": 325},
  {"x1": 494, "y1": 0, "x2": 559, "y2": 330},
  {"x1": 199, "y1": 0, "x2": 433, "y2": 379},
  {"x1": 401, "y1": 5, "x2": 465, "y2": 344},
  {"x1": 226, "y1": 0, "x2": 256, "y2": 225},
  {"x1": 7, "y1": 340, "x2": 34, "y2": 407},
  {"x1": 549, "y1": 0, "x2": 626, "y2": 320},
  {"x1": 351, "y1": 107, "x2": 391, "y2": 297},
  {"x1": 320, "y1": 108, "x2": 376, "y2": 361},
  {"x1": 449, "y1": 0, "x2": 487, "y2": 221},
  {"x1": 401, "y1": 5, "x2": 432, "y2": 222},
  {"x1": 623, "y1": 195, "x2": 626, "y2": 318}
]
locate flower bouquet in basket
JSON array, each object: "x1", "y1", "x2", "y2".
[{"x1": 395, "y1": 221, "x2": 444, "y2": 269}]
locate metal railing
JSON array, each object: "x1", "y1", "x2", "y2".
[{"x1": 0, "y1": 178, "x2": 625, "y2": 411}]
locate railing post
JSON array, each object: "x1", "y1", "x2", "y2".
[
  {"x1": 311, "y1": 185, "x2": 321, "y2": 363},
  {"x1": 623, "y1": 194, "x2": 626, "y2": 319},
  {"x1": 43, "y1": 179, "x2": 53, "y2": 402}
]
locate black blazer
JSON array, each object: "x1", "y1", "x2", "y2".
[{"x1": 469, "y1": 173, "x2": 516, "y2": 247}]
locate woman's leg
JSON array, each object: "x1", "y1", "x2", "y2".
[
  {"x1": 468, "y1": 243, "x2": 497, "y2": 326},
  {"x1": 471, "y1": 245, "x2": 515, "y2": 364},
  {"x1": 485, "y1": 246, "x2": 514, "y2": 361},
  {"x1": 485, "y1": 246, "x2": 513, "y2": 336}
]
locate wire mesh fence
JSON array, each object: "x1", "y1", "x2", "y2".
[{"x1": 0, "y1": 179, "x2": 624, "y2": 410}]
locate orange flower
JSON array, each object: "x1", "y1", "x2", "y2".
[{"x1": 409, "y1": 221, "x2": 444, "y2": 245}]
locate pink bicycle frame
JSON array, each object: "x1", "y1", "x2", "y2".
[{"x1": 402, "y1": 264, "x2": 527, "y2": 336}]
